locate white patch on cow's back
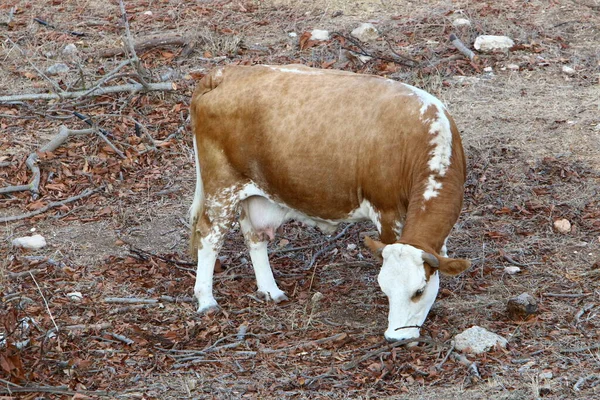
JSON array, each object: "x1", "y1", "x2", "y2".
[
  {"x1": 267, "y1": 65, "x2": 323, "y2": 75},
  {"x1": 402, "y1": 83, "x2": 447, "y2": 116},
  {"x1": 423, "y1": 175, "x2": 443, "y2": 201}
]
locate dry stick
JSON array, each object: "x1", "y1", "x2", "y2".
[
  {"x1": 109, "y1": 303, "x2": 159, "y2": 314},
  {"x1": 63, "y1": 323, "x2": 111, "y2": 331},
  {"x1": 342, "y1": 337, "x2": 436, "y2": 370},
  {"x1": 574, "y1": 375, "x2": 600, "y2": 391},
  {"x1": 560, "y1": 343, "x2": 600, "y2": 354},
  {"x1": 118, "y1": 0, "x2": 149, "y2": 88},
  {"x1": 449, "y1": 33, "x2": 478, "y2": 61},
  {"x1": 0, "y1": 82, "x2": 174, "y2": 103},
  {"x1": 0, "y1": 125, "x2": 111, "y2": 196},
  {"x1": 78, "y1": 59, "x2": 131, "y2": 98},
  {"x1": 0, "y1": 386, "x2": 111, "y2": 396},
  {"x1": 6, "y1": 37, "x2": 64, "y2": 97},
  {"x1": 104, "y1": 297, "x2": 159, "y2": 304},
  {"x1": 107, "y1": 331, "x2": 134, "y2": 345},
  {"x1": 29, "y1": 271, "x2": 59, "y2": 333},
  {"x1": 436, "y1": 344, "x2": 455, "y2": 370},
  {"x1": 451, "y1": 353, "x2": 481, "y2": 378},
  {"x1": 99, "y1": 35, "x2": 192, "y2": 58},
  {"x1": 545, "y1": 293, "x2": 590, "y2": 298},
  {"x1": 0, "y1": 187, "x2": 102, "y2": 223},
  {"x1": 7, "y1": 268, "x2": 43, "y2": 279}
]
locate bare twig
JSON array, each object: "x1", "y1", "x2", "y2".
[
  {"x1": 118, "y1": 0, "x2": 149, "y2": 88},
  {"x1": 0, "y1": 187, "x2": 102, "y2": 223},
  {"x1": 545, "y1": 293, "x2": 590, "y2": 298},
  {"x1": 107, "y1": 331, "x2": 135, "y2": 345},
  {"x1": 7, "y1": 269, "x2": 43, "y2": 279},
  {"x1": 62, "y1": 323, "x2": 111, "y2": 331},
  {"x1": 104, "y1": 297, "x2": 159, "y2": 304},
  {"x1": 560, "y1": 344, "x2": 600, "y2": 353},
  {"x1": 0, "y1": 386, "x2": 111, "y2": 396},
  {"x1": 451, "y1": 353, "x2": 481, "y2": 378},
  {"x1": 78, "y1": 59, "x2": 131, "y2": 98},
  {"x1": 0, "y1": 82, "x2": 174, "y2": 103},
  {"x1": 342, "y1": 337, "x2": 436, "y2": 370},
  {"x1": 436, "y1": 344, "x2": 455, "y2": 370},
  {"x1": 99, "y1": 35, "x2": 192, "y2": 58},
  {"x1": 449, "y1": 33, "x2": 477, "y2": 61},
  {"x1": 6, "y1": 37, "x2": 64, "y2": 97},
  {"x1": 574, "y1": 375, "x2": 600, "y2": 391},
  {"x1": 30, "y1": 272, "x2": 59, "y2": 333}
]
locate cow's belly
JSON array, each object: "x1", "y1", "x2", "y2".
[{"x1": 239, "y1": 182, "x2": 381, "y2": 238}]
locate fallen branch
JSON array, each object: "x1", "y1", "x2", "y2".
[
  {"x1": 342, "y1": 336, "x2": 435, "y2": 370},
  {"x1": 0, "y1": 386, "x2": 111, "y2": 396},
  {"x1": 0, "y1": 187, "x2": 102, "y2": 223},
  {"x1": 449, "y1": 33, "x2": 477, "y2": 61},
  {"x1": 560, "y1": 343, "x2": 600, "y2": 354},
  {"x1": 0, "y1": 82, "x2": 174, "y2": 103},
  {"x1": 107, "y1": 331, "x2": 134, "y2": 345},
  {"x1": 451, "y1": 353, "x2": 481, "y2": 378},
  {"x1": 545, "y1": 292, "x2": 590, "y2": 298},
  {"x1": 104, "y1": 297, "x2": 159, "y2": 304},
  {"x1": 63, "y1": 323, "x2": 112, "y2": 331},
  {"x1": 574, "y1": 374, "x2": 600, "y2": 391},
  {"x1": 0, "y1": 123, "x2": 120, "y2": 196},
  {"x1": 7, "y1": 269, "x2": 43, "y2": 279},
  {"x1": 99, "y1": 34, "x2": 192, "y2": 58},
  {"x1": 109, "y1": 303, "x2": 160, "y2": 314}
]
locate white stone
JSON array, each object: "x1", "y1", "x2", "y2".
[
  {"x1": 483, "y1": 66, "x2": 493, "y2": 72},
  {"x1": 474, "y1": 35, "x2": 515, "y2": 53},
  {"x1": 310, "y1": 29, "x2": 330, "y2": 41},
  {"x1": 453, "y1": 326, "x2": 508, "y2": 354},
  {"x1": 347, "y1": 243, "x2": 357, "y2": 250},
  {"x1": 562, "y1": 65, "x2": 575, "y2": 75},
  {"x1": 539, "y1": 371, "x2": 553, "y2": 380},
  {"x1": 46, "y1": 63, "x2": 70, "y2": 75},
  {"x1": 554, "y1": 218, "x2": 571, "y2": 234},
  {"x1": 67, "y1": 292, "x2": 83, "y2": 302},
  {"x1": 507, "y1": 64, "x2": 519, "y2": 70},
  {"x1": 452, "y1": 18, "x2": 471, "y2": 27},
  {"x1": 12, "y1": 234, "x2": 47, "y2": 250},
  {"x1": 288, "y1": 32, "x2": 297, "y2": 38},
  {"x1": 351, "y1": 23, "x2": 379, "y2": 42},
  {"x1": 143, "y1": 10, "x2": 153, "y2": 16},
  {"x1": 62, "y1": 43, "x2": 78, "y2": 56},
  {"x1": 504, "y1": 266, "x2": 521, "y2": 274}
]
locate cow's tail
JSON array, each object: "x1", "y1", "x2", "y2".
[
  {"x1": 188, "y1": 69, "x2": 225, "y2": 258},
  {"x1": 189, "y1": 133, "x2": 204, "y2": 259}
]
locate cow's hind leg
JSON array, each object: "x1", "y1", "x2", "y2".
[
  {"x1": 192, "y1": 194, "x2": 238, "y2": 314},
  {"x1": 239, "y1": 200, "x2": 288, "y2": 303}
]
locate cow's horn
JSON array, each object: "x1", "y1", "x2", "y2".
[{"x1": 422, "y1": 252, "x2": 439, "y2": 268}]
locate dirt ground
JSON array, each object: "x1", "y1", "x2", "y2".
[{"x1": 1, "y1": 0, "x2": 599, "y2": 399}]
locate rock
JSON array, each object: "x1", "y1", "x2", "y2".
[
  {"x1": 506, "y1": 63, "x2": 520, "y2": 70},
  {"x1": 46, "y1": 63, "x2": 70, "y2": 75},
  {"x1": 452, "y1": 18, "x2": 471, "y2": 27},
  {"x1": 143, "y1": 10, "x2": 153, "y2": 16},
  {"x1": 474, "y1": 35, "x2": 515, "y2": 53},
  {"x1": 347, "y1": 243, "x2": 357, "y2": 250},
  {"x1": 504, "y1": 266, "x2": 521, "y2": 274},
  {"x1": 539, "y1": 371, "x2": 553, "y2": 380},
  {"x1": 12, "y1": 234, "x2": 47, "y2": 250},
  {"x1": 288, "y1": 32, "x2": 297, "y2": 38},
  {"x1": 310, "y1": 29, "x2": 330, "y2": 41},
  {"x1": 561, "y1": 65, "x2": 575, "y2": 75},
  {"x1": 483, "y1": 66, "x2": 493, "y2": 72},
  {"x1": 507, "y1": 292, "x2": 538, "y2": 319},
  {"x1": 453, "y1": 326, "x2": 508, "y2": 354},
  {"x1": 62, "y1": 43, "x2": 78, "y2": 56},
  {"x1": 67, "y1": 291, "x2": 83, "y2": 302},
  {"x1": 351, "y1": 23, "x2": 379, "y2": 42},
  {"x1": 554, "y1": 218, "x2": 571, "y2": 234}
]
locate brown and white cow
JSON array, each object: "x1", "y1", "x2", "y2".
[{"x1": 189, "y1": 64, "x2": 470, "y2": 341}]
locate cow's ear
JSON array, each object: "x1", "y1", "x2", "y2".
[
  {"x1": 364, "y1": 236, "x2": 386, "y2": 260},
  {"x1": 437, "y1": 257, "x2": 471, "y2": 276}
]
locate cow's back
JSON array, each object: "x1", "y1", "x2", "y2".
[{"x1": 190, "y1": 65, "x2": 464, "y2": 224}]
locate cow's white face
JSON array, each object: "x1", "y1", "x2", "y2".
[{"x1": 378, "y1": 244, "x2": 440, "y2": 342}]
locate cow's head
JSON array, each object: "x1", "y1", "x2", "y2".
[{"x1": 365, "y1": 237, "x2": 470, "y2": 342}]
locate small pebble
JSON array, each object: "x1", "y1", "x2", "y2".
[
  {"x1": 67, "y1": 292, "x2": 84, "y2": 302},
  {"x1": 46, "y1": 63, "x2": 70, "y2": 75},
  {"x1": 504, "y1": 266, "x2": 521, "y2": 274},
  {"x1": 561, "y1": 65, "x2": 575, "y2": 75},
  {"x1": 553, "y1": 218, "x2": 571, "y2": 234},
  {"x1": 12, "y1": 234, "x2": 47, "y2": 250}
]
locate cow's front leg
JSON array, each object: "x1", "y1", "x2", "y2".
[{"x1": 239, "y1": 212, "x2": 288, "y2": 303}]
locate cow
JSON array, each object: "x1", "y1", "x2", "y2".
[{"x1": 188, "y1": 64, "x2": 471, "y2": 341}]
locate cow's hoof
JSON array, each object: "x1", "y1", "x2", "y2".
[
  {"x1": 197, "y1": 299, "x2": 220, "y2": 315},
  {"x1": 257, "y1": 289, "x2": 288, "y2": 304}
]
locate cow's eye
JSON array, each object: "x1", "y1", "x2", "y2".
[{"x1": 413, "y1": 288, "x2": 425, "y2": 299}]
